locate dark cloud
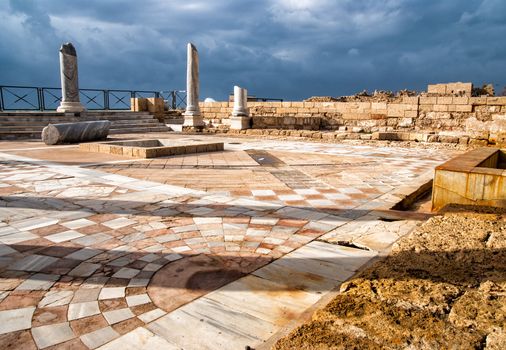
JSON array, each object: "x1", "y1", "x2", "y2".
[{"x1": 0, "y1": 0, "x2": 505, "y2": 100}]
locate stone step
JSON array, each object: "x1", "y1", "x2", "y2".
[
  {"x1": 0, "y1": 131, "x2": 42, "y2": 140},
  {"x1": 0, "y1": 111, "x2": 151, "y2": 117},
  {"x1": 0, "y1": 105, "x2": 170, "y2": 138},
  {"x1": 0, "y1": 115, "x2": 156, "y2": 122},
  {"x1": 84, "y1": 115, "x2": 156, "y2": 121},
  {"x1": 0, "y1": 126, "x2": 172, "y2": 139},
  {"x1": 109, "y1": 126, "x2": 171, "y2": 134},
  {"x1": 0, "y1": 119, "x2": 162, "y2": 127},
  {"x1": 0, "y1": 126, "x2": 164, "y2": 133},
  {"x1": 107, "y1": 120, "x2": 162, "y2": 125},
  {"x1": 0, "y1": 121, "x2": 164, "y2": 132}
]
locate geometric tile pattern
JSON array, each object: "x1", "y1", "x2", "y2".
[{"x1": 0, "y1": 137, "x2": 458, "y2": 348}]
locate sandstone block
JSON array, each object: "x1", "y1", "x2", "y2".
[
  {"x1": 446, "y1": 82, "x2": 472, "y2": 96},
  {"x1": 437, "y1": 97, "x2": 453, "y2": 105},
  {"x1": 420, "y1": 96, "x2": 437, "y2": 105},
  {"x1": 469, "y1": 139, "x2": 488, "y2": 146},
  {"x1": 433, "y1": 105, "x2": 449, "y2": 112},
  {"x1": 402, "y1": 96, "x2": 419, "y2": 104},
  {"x1": 387, "y1": 108, "x2": 404, "y2": 117},
  {"x1": 419, "y1": 104, "x2": 434, "y2": 112},
  {"x1": 470, "y1": 97, "x2": 487, "y2": 105},
  {"x1": 439, "y1": 135, "x2": 459, "y2": 144},
  {"x1": 459, "y1": 136, "x2": 469, "y2": 145},
  {"x1": 146, "y1": 98, "x2": 164, "y2": 114},
  {"x1": 427, "y1": 84, "x2": 446, "y2": 94},
  {"x1": 131, "y1": 98, "x2": 148, "y2": 112},
  {"x1": 487, "y1": 97, "x2": 506, "y2": 105},
  {"x1": 453, "y1": 97, "x2": 469, "y2": 105},
  {"x1": 455, "y1": 105, "x2": 473, "y2": 112},
  {"x1": 404, "y1": 110, "x2": 418, "y2": 118},
  {"x1": 371, "y1": 102, "x2": 387, "y2": 110}
]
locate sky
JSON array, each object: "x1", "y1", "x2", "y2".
[{"x1": 0, "y1": 0, "x2": 505, "y2": 100}]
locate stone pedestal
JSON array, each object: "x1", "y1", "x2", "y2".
[
  {"x1": 57, "y1": 43, "x2": 86, "y2": 113},
  {"x1": 230, "y1": 85, "x2": 250, "y2": 130},
  {"x1": 57, "y1": 101, "x2": 86, "y2": 113},
  {"x1": 183, "y1": 43, "x2": 204, "y2": 127},
  {"x1": 230, "y1": 116, "x2": 251, "y2": 130}
]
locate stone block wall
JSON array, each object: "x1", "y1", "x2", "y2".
[
  {"x1": 427, "y1": 82, "x2": 473, "y2": 96},
  {"x1": 199, "y1": 96, "x2": 506, "y2": 140}
]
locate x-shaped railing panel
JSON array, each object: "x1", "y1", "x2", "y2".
[
  {"x1": 1, "y1": 86, "x2": 39, "y2": 110},
  {"x1": 0, "y1": 85, "x2": 186, "y2": 111}
]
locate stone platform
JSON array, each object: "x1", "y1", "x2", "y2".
[
  {"x1": 80, "y1": 139, "x2": 224, "y2": 158},
  {"x1": 0, "y1": 133, "x2": 459, "y2": 349}
]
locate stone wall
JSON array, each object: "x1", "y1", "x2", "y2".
[{"x1": 199, "y1": 96, "x2": 506, "y2": 141}]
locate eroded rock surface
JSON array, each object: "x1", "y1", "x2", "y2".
[{"x1": 274, "y1": 205, "x2": 506, "y2": 349}]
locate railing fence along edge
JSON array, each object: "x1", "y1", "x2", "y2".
[{"x1": 0, "y1": 85, "x2": 188, "y2": 111}]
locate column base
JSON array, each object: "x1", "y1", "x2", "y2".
[
  {"x1": 183, "y1": 113, "x2": 205, "y2": 127},
  {"x1": 230, "y1": 116, "x2": 251, "y2": 130},
  {"x1": 57, "y1": 102, "x2": 86, "y2": 113}
]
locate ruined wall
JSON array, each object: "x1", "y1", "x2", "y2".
[{"x1": 200, "y1": 96, "x2": 506, "y2": 140}]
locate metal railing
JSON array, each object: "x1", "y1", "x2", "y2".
[{"x1": 0, "y1": 85, "x2": 187, "y2": 111}]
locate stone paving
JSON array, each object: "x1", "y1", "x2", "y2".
[{"x1": 0, "y1": 134, "x2": 459, "y2": 349}]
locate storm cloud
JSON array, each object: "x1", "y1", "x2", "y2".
[{"x1": 0, "y1": 0, "x2": 505, "y2": 100}]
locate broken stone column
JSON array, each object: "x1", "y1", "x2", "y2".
[
  {"x1": 230, "y1": 86, "x2": 251, "y2": 130},
  {"x1": 42, "y1": 120, "x2": 110, "y2": 145},
  {"x1": 183, "y1": 43, "x2": 204, "y2": 127},
  {"x1": 57, "y1": 43, "x2": 86, "y2": 113}
]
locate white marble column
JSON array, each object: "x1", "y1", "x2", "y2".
[
  {"x1": 183, "y1": 43, "x2": 204, "y2": 127},
  {"x1": 57, "y1": 43, "x2": 86, "y2": 113},
  {"x1": 230, "y1": 86, "x2": 251, "y2": 130}
]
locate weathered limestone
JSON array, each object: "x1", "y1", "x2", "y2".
[
  {"x1": 131, "y1": 98, "x2": 148, "y2": 112},
  {"x1": 57, "y1": 43, "x2": 86, "y2": 113},
  {"x1": 42, "y1": 121, "x2": 110, "y2": 145},
  {"x1": 183, "y1": 43, "x2": 204, "y2": 127},
  {"x1": 130, "y1": 97, "x2": 164, "y2": 117},
  {"x1": 230, "y1": 86, "x2": 251, "y2": 130}
]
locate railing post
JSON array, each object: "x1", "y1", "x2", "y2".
[
  {"x1": 0, "y1": 86, "x2": 4, "y2": 111},
  {"x1": 171, "y1": 91, "x2": 176, "y2": 110},
  {"x1": 104, "y1": 90, "x2": 109, "y2": 110},
  {"x1": 39, "y1": 88, "x2": 45, "y2": 111}
]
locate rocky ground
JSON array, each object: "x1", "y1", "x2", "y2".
[{"x1": 274, "y1": 205, "x2": 506, "y2": 349}]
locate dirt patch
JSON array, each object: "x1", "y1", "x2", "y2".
[{"x1": 274, "y1": 206, "x2": 506, "y2": 349}]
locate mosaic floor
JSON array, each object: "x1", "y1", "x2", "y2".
[{"x1": 0, "y1": 134, "x2": 458, "y2": 349}]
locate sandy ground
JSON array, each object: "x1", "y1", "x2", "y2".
[{"x1": 274, "y1": 205, "x2": 506, "y2": 349}]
